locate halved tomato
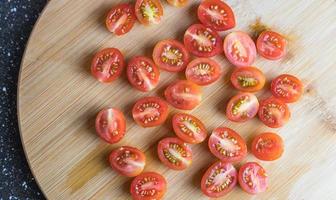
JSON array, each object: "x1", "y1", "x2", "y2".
[
  {"x1": 257, "y1": 30, "x2": 287, "y2": 60},
  {"x1": 184, "y1": 24, "x2": 223, "y2": 57},
  {"x1": 224, "y1": 32, "x2": 256, "y2": 67},
  {"x1": 197, "y1": 0, "x2": 236, "y2": 31},
  {"x1": 251, "y1": 132, "x2": 284, "y2": 161},
  {"x1": 127, "y1": 56, "x2": 160, "y2": 92},
  {"x1": 132, "y1": 96, "x2": 169, "y2": 127},
  {"x1": 105, "y1": 3, "x2": 136, "y2": 36},
  {"x1": 166, "y1": 0, "x2": 188, "y2": 7},
  {"x1": 271, "y1": 74, "x2": 303, "y2": 103},
  {"x1": 157, "y1": 137, "x2": 192, "y2": 170},
  {"x1": 185, "y1": 58, "x2": 222, "y2": 86},
  {"x1": 135, "y1": 0, "x2": 163, "y2": 25},
  {"x1": 230, "y1": 67, "x2": 266, "y2": 92},
  {"x1": 152, "y1": 39, "x2": 190, "y2": 72},
  {"x1": 95, "y1": 108, "x2": 126, "y2": 144},
  {"x1": 238, "y1": 162, "x2": 268, "y2": 194},
  {"x1": 258, "y1": 97, "x2": 290, "y2": 128},
  {"x1": 201, "y1": 161, "x2": 237, "y2": 198},
  {"x1": 130, "y1": 172, "x2": 167, "y2": 200},
  {"x1": 172, "y1": 113, "x2": 208, "y2": 144},
  {"x1": 109, "y1": 146, "x2": 146, "y2": 177},
  {"x1": 91, "y1": 48, "x2": 125, "y2": 83},
  {"x1": 226, "y1": 93, "x2": 259, "y2": 122},
  {"x1": 208, "y1": 127, "x2": 247, "y2": 162},
  {"x1": 164, "y1": 80, "x2": 202, "y2": 110}
]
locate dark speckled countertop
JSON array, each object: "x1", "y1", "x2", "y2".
[{"x1": 0, "y1": 0, "x2": 47, "y2": 199}]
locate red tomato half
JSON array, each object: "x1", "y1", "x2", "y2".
[
  {"x1": 164, "y1": 80, "x2": 202, "y2": 110},
  {"x1": 184, "y1": 24, "x2": 223, "y2": 57},
  {"x1": 224, "y1": 32, "x2": 256, "y2": 67},
  {"x1": 130, "y1": 172, "x2": 167, "y2": 200},
  {"x1": 201, "y1": 161, "x2": 237, "y2": 198},
  {"x1": 172, "y1": 113, "x2": 208, "y2": 144},
  {"x1": 185, "y1": 58, "x2": 222, "y2": 86},
  {"x1": 95, "y1": 108, "x2": 126, "y2": 144},
  {"x1": 258, "y1": 97, "x2": 290, "y2": 128},
  {"x1": 109, "y1": 146, "x2": 146, "y2": 177},
  {"x1": 271, "y1": 74, "x2": 303, "y2": 103},
  {"x1": 105, "y1": 3, "x2": 136, "y2": 36},
  {"x1": 238, "y1": 162, "x2": 268, "y2": 194},
  {"x1": 135, "y1": 0, "x2": 163, "y2": 25},
  {"x1": 251, "y1": 132, "x2": 284, "y2": 161},
  {"x1": 197, "y1": 0, "x2": 236, "y2": 31},
  {"x1": 226, "y1": 93, "x2": 259, "y2": 123},
  {"x1": 91, "y1": 48, "x2": 125, "y2": 83},
  {"x1": 132, "y1": 96, "x2": 169, "y2": 128},
  {"x1": 152, "y1": 39, "x2": 190, "y2": 72},
  {"x1": 166, "y1": 0, "x2": 188, "y2": 7},
  {"x1": 127, "y1": 56, "x2": 160, "y2": 92},
  {"x1": 157, "y1": 137, "x2": 192, "y2": 170},
  {"x1": 230, "y1": 67, "x2": 266, "y2": 92},
  {"x1": 257, "y1": 30, "x2": 287, "y2": 60},
  {"x1": 208, "y1": 127, "x2": 247, "y2": 162}
]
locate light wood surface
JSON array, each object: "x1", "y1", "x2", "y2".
[{"x1": 18, "y1": 0, "x2": 336, "y2": 199}]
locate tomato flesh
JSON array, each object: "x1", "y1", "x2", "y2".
[
  {"x1": 226, "y1": 93, "x2": 259, "y2": 123},
  {"x1": 197, "y1": 0, "x2": 236, "y2": 31},
  {"x1": 257, "y1": 30, "x2": 287, "y2": 60},
  {"x1": 201, "y1": 161, "x2": 237, "y2": 198},
  {"x1": 172, "y1": 113, "x2": 208, "y2": 144},
  {"x1": 230, "y1": 67, "x2": 266, "y2": 92},
  {"x1": 251, "y1": 132, "x2": 284, "y2": 161},
  {"x1": 157, "y1": 137, "x2": 192, "y2": 170},
  {"x1": 135, "y1": 0, "x2": 163, "y2": 25},
  {"x1": 130, "y1": 172, "x2": 167, "y2": 200},
  {"x1": 185, "y1": 58, "x2": 221, "y2": 86},
  {"x1": 238, "y1": 162, "x2": 268, "y2": 194},
  {"x1": 271, "y1": 74, "x2": 303, "y2": 103},
  {"x1": 106, "y1": 3, "x2": 136, "y2": 36},
  {"x1": 258, "y1": 97, "x2": 290, "y2": 128},
  {"x1": 167, "y1": 0, "x2": 188, "y2": 7},
  {"x1": 91, "y1": 48, "x2": 125, "y2": 83},
  {"x1": 208, "y1": 127, "x2": 247, "y2": 162},
  {"x1": 95, "y1": 108, "x2": 126, "y2": 144}
]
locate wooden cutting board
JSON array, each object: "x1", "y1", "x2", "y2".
[{"x1": 18, "y1": 0, "x2": 336, "y2": 199}]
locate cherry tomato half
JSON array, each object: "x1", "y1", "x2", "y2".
[
  {"x1": 197, "y1": 0, "x2": 236, "y2": 31},
  {"x1": 208, "y1": 127, "x2": 247, "y2": 162},
  {"x1": 152, "y1": 39, "x2": 190, "y2": 72},
  {"x1": 109, "y1": 146, "x2": 146, "y2": 177},
  {"x1": 127, "y1": 56, "x2": 160, "y2": 92},
  {"x1": 257, "y1": 30, "x2": 287, "y2": 60},
  {"x1": 230, "y1": 67, "x2": 266, "y2": 92},
  {"x1": 226, "y1": 93, "x2": 259, "y2": 123},
  {"x1": 184, "y1": 24, "x2": 223, "y2": 57},
  {"x1": 271, "y1": 74, "x2": 303, "y2": 103},
  {"x1": 164, "y1": 80, "x2": 202, "y2": 110},
  {"x1": 166, "y1": 0, "x2": 188, "y2": 7},
  {"x1": 201, "y1": 161, "x2": 237, "y2": 198},
  {"x1": 172, "y1": 113, "x2": 208, "y2": 144},
  {"x1": 238, "y1": 162, "x2": 268, "y2": 194},
  {"x1": 105, "y1": 3, "x2": 136, "y2": 36},
  {"x1": 135, "y1": 0, "x2": 163, "y2": 25},
  {"x1": 130, "y1": 172, "x2": 167, "y2": 200},
  {"x1": 157, "y1": 137, "x2": 192, "y2": 170},
  {"x1": 95, "y1": 108, "x2": 126, "y2": 144},
  {"x1": 224, "y1": 31, "x2": 256, "y2": 67},
  {"x1": 251, "y1": 132, "x2": 284, "y2": 161},
  {"x1": 185, "y1": 58, "x2": 222, "y2": 86},
  {"x1": 132, "y1": 96, "x2": 169, "y2": 128},
  {"x1": 91, "y1": 48, "x2": 125, "y2": 83},
  {"x1": 258, "y1": 97, "x2": 290, "y2": 128}
]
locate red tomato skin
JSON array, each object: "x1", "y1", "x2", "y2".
[
  {"x1": 238, "y1": 162, "x2": 269, "y2": 194},
  {"x1": 258, "y1": 97, "x2": 291, "y2": 128},
  {"x1": 185, "y1": 58, "x2": 222, "y2": 86},
  {"x1": 105, "y1": 3, "x2": 136, "y2": 36},
  {"x1": 271, "y1": 74, "x2": 303, "y2": 103},
  {"x1": 226, "y1": 93, "x2": 259, "y2": 123},
  {"x1": 130, "y1": 172, "x2": 167, "y2": 200},
  {"x1": 251, "y1": 132, "x2": 284, "y2": 161},
  {"x1": 230, "y1": 67, "x2": 266, "y2": 92},
  {"x1": 135, "y1": 0, "x2": 164, "y2": 25},
  {"x1": 257, "y1": 30, "x2": 287, "y2": 60}
]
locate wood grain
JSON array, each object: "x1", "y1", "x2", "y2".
[{"x1": 18, "y1": 0, "x2": 336, "y2": 199}]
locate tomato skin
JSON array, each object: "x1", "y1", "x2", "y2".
[
  {"x1": 95, "y1": 108, "x2": 126, "y2": 144},
  {"x1": 197, "y1": 0, "x2": 236, "y2": 31},
  {"x1": 230, "y1": 67, "x2": 266, "y2": 92},
  {"x1": 258, "y1": 97, "x2": 290, "y2": 128},
  {"x1": 105, "y1": 3, "x2": 136, "y2": 36},
  {"x1": 257, "y1": 30, "x2": 287, "y2": 60},
  {"x1": 251, "y1": 132, "x2": 284, "y2": 161},
  {"x1": 238, "y1": 162, "x2": 268, "y2": 194},
  {"x1": 201, "y1": 161, "x2": 237, "y2": 198},
  {"x1": 167, "y1": 0, "x2": 188, "y2": 7},
  {"x1": 91, "y1": 48, "x2": 125, "y2": 83},
  {"x1": 172, "y1": 113, "x2": 208, "y2": 144},
  {"x1": 152, "y1": 39, "x2": 190, "y2": 72},
  {"x1": 185, "y1": 58, "x2": 222, "y2": 86},
  {"x1": 135, "y1": 0, "x2": 163, "y2": 25},
  {"x1": 109, "y1": 146, "x2": 146, "y2": 177},
  {"x1": 226, "y1": 93, "x2": 259, "y2": 123},
  {"x1": 224, "y1": 31, "x2": 256, "y2": 67},
  {"x1": 130, "y1": 172, "x2": 167, "y2": 200},
  {"x1": 271, "y1": 74, "x2": 303, "y2": 103}
]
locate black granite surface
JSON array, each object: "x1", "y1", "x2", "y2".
[{"x1": 0, "y1": 0, "x2": 47, "y2": 199}]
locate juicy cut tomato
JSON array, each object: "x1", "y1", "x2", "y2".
[
  {"x1": 230, "y1": 67, "x2": 266, "y2": 92},
  {"x1": 271, "y1": 74, "x2": 303, "y2": 103},
  {"x1": 257, "y1": 30, "x2": 287, "y2": 60},
  {"x1": 238, "y1": 162, "x2": 269, "y2": 194},
  {"x1": 105, "y1": 3, "x2": 136, "y2": 36},
  {"x1": 226, "y1": 93, "x2": 259, "y2": 123},
  {"x1": 166, "y1": 0, "x2": 188, "y2": 7},
  {"x1": 185, "y1": 58, "x2": 222, "y2": 86},
  {"x1": 130, "y1": 172, "x2": 167, "y2": 200},
  {"x1": 251, "y1": 132, "x2": 284, "y2": 161},
  {"x1": 258, "y1": 97, "x2": 290, "y2": 128},
  {"x1": 135, "y1": 0, "x2": 163, "y2": 25}
]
